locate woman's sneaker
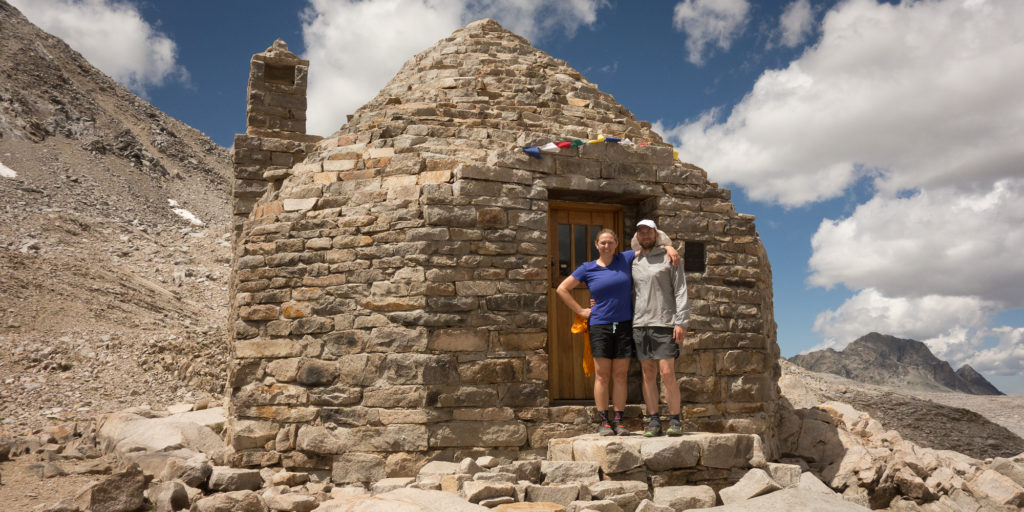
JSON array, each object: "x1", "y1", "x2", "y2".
[
  {"x1": 666, "y1": 418, "x2": 684, "y2": 436},
  {"x1": 614, "y1": 421, "x2": 630, "y2": 436},
  {"x1": 598, "y1": 420, "x2": 616, "y2": 436},
  {"x1": 644, "y1": 417, "x2": 662, "y2": 437}
]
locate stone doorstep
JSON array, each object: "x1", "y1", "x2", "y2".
[{"x1": 549, "y1": 432, "x2": 766, "y2": 478}]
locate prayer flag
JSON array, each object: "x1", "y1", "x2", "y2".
[
  {"x1": 605, "y1": 137, "x2": 621, "y2": 143},
  {"x1": 586, "y1": 135, "x2": 605, "y2": 144},
  {"x1": 539, "y1": 142, "x2": 560, "y2": 152},
  {"x1": 555, "y1": 141, "x2": 573, "y2": 148},
  {"x1": 523, "y1": 146, "x2": 541, "y2": 159}
]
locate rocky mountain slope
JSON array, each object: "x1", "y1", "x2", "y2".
[
  {"x1": 0, "y1": 0, "x2": 233, "y2": 436},
  {"x1": 789, "y1": 332, "x2": 1003, "y2": 395}
]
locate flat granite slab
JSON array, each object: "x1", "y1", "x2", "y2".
[{"x1": 547, "y1": 433, "x2": 767, "y2": 487}]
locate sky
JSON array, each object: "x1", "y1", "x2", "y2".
[{"x1": 9, "y1": 0, "x2": 1024, "y2": 395}]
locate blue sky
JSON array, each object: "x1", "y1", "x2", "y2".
[{"x1": 11, "y1": 0, "x2": 1024, "y2": 394}]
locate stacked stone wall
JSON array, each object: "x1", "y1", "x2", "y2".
[{"x1": 228, "y1": 20, "x2": 780, "y2": 483}]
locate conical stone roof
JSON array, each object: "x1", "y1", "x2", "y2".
[{"x1": 313, "y1": 18, "x2": 669, "y2": 160}]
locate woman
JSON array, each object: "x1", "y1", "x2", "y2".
[{"x1": 556, "y1": 228, "x2": 677, "y2": 436}]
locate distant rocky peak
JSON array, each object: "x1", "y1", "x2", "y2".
[{"x1": 789, "y1": 332, "x2": 1003, "y2": 395}]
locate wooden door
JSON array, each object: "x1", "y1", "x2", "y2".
[{"x1": 547, "y1": 202, "x2": 622, "y2": 400}]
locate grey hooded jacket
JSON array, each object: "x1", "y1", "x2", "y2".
[{"x1": 632, "y1": 246, "x2": 689, "y2": 328}]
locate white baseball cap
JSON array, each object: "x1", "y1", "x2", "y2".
[{"x1": 636, "y1": 219, "x2": 657, "y2": 229}]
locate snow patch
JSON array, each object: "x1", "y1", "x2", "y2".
[
  {"x1": 0, "y1": 161, "x2": 17, "y2": 178},
  {"x1": 168, "y1": 199, "x2": 205, "y2": 227}
]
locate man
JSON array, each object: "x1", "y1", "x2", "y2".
[{"x1": 632, "y1": 219, "x2": 689, "y2": 436}]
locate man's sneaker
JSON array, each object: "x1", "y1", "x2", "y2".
[
  {"x1": 666, "y1": 419, "x2": 684, "y2": 436},
  {"x1": 643, "y1": 417, "x2": 662, "y2": 437},
  {"x1": 598, "y1": 421, "x2": 615, "y2": 436}
]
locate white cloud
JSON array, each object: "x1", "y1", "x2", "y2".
[
  {"x1": 965, "y1": 327, "x2": 1024, "y2": 378},
  {"x1": 778, "y1": 0, "x2": 813, "y2": 48},
  {"x1": 659, "y1": 0, "x2": 1024, "y2": 206},
  {"x1": 301, "y1": 0, "x2": 608, "y2": 136},
  {"x1": 811, "y1": 291, "x2": 1023, "y2": 380},
  {"x1": 811, "y1": 288, "x2": 998, "y2": 353},
  {"x1": 9, "y1": 0, "x2": 186, "y2": 95},
  {"x1": 808, "y1": 179, "x2": 1024, "y2": 306},
  {"x1": 672, "y1": 0, "x2": 750, "y2": 66}
]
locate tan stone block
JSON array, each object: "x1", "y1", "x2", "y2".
[
  {"x1": 230, "y1": 419, "x2": 279, "y2": 450},
  {"x1": 235, "y1": 406, "x2": 318, "y2": 422},
  {"x1": 292, "y1": 287, "x2": 324, "y2": 301},
  {"x1": 572, "y1": 437, "x2": 644, "y2": 474},
  {"x1": 364, "y1": 147, "x2": 395, "y2": 159},
  {"x1": 362, "y1": 385, "x2": 426, "y2": 408},
  {"x1": 525, "y1": 353, "x2": 548, "y2": 380},
  {"x1": 429, "y1": 328, "x2": 489, "y2": 352},
  {"x1": 459, "y1": 359, "x2": 523, "y2": 383},
  {"x1": 339, "y1": 169, "x2": 377, "y2": 181},
  {"x1": 477, "y1": 208, "x2": 507, "y2": 228},
  {"x1": 235, "y1": 339, "x2": 302, "y2": 358},
  {"x1": 283, "y1": 198, "x2": 318, "y2": 211},
  {"x1": 419, "y1": 169, "x2": 452, "y2": 184},
  {"x1": 499, "y1": 332, "x2": 546, "y2": 351},
  {"x1": 313, "y1": 172, "x2": 338, "y2": 184},
  {"x1": 322, "y1": 159, "x2": 356, "y2": 171},
  {"x1": 429, "y1": 421, "x2": 528, "y2": 448},
  {"x1": 266, "y1": 358, "x2": 300, "y2": 381},
  {"x1": 361, "y1": 296, "x2": 425, "y2": 312},
  {"x1": 240, "y1": 304, "x2": 279, "y2": 321},
  {"x1": 452, "y1": 408, "x2": 515, "y2": 421},
  {"x1": 281, "y1": 301, "x2": 311, "y2": 319},
  {"x1": 456, "y1": 280, "x2": 499, "y2": 296}
]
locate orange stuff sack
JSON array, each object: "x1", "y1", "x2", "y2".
[{"x1": 571, "y1": 315, "x2": 594, "y2": 377}]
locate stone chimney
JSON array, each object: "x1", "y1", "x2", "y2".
[{"x1": 231, "y1": 39, "x2": 317, "y2": 238}]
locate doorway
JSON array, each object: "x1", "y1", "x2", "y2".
[{"x1": 547, "y1": 201, "x2": 623, "y2": 400}]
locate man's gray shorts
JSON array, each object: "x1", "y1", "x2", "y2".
[{"x1": 633, "y1": 326, "x2": 680, "y2": 361}]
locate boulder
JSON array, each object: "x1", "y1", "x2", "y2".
[
  {"x1": 694, "y1": 487, "x2": 871, "y2": 511},
  {"x1": 965, "y1": 469, "x2": 1024, "y2": 507},
  {"x1": 97, "y1": 408, "x2": 226, "y2": 457},
  {"x1": 262, "y1": 485, "x2": 318, "y2": 512},
  {"x1": 651, "y1": 485, "x2": 716, "y2": 510},
  {"x1": 526, "y1": 484, "x2": 582, "y2": 506},
  {"x1": 209, "y1": 466, "x2": 264, "y2": 491},
  {"x1": 373, "y1": 477, "x2": 416, "y2": 494},
  {"x1": 193, "y1": 490, "x2": 268, "y2": 512},
  {"x1": 634, "y1": 499, "x2": 672, "y2": 512},
  {"x1": 797, "y1": 472, "x2": 836, "y2": 495},
  {"x1": 494, "y1": 503, "x2": 566, "y2": 511},
  {"x1": 766, "y1": 462, "x2": 802, "y2": 488},
  {"x1": 74, "y1": 463, "x2": 147, "y2": 512},
  {"x1": 267, "y1": 470, "x2": 312, "y2": 487},
  {"x1": 571, "y1": 438, "x2": 643, "y2": 474},
  {"x1": 148, "y1": 480, "x2": 190, "y2": 512},
  {"x1": 566, "y1": 500, "x2": 621, "y2": 512},
  {"x1": 638, "y1": 437, "x2": 700, "y2": 471},
  {"x1": 159, "y1": 452, "x2": 212, "y2": 487},
  {"x1": 463, "y1": 480, "x2": 515, "y2": 503},
  {"x1": 991, "y1": 457, "x2": 1024, "y2": 487},
  {"x1": 541, "y1": 461, "x2": 600, "y2": 484},
  {"x1": 719, "y1": 468, "x2": 783, "y2": 504},
  {"x1": 312, "y1": 488, "x2": 488, "y2": 511}
]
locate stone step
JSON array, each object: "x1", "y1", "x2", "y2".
[{"x1": 547, "y1": 433, "x2": 766, "y2": 488}]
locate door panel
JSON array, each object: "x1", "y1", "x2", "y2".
[{"x1": 547, "y1": 202, "x2": 622, "y2": 400}]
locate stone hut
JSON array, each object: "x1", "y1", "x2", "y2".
[{"x1": 228, "y1": 20, "x2": 780, "y2": 482}]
